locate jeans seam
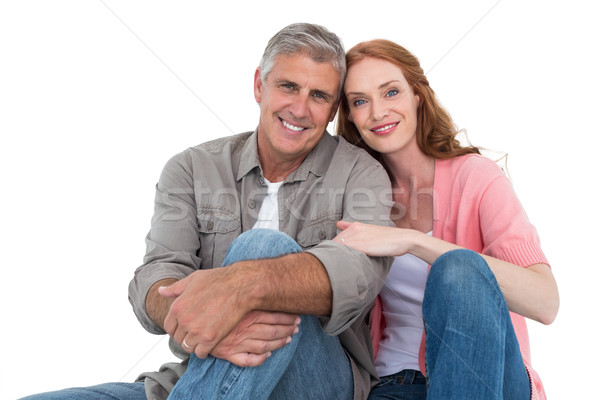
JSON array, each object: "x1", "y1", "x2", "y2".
[{"x1": 218, "y1": 364, "x2": 243, "y2": 399}]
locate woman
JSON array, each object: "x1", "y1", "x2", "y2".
[{"x1": 334, "y1": 39, "x2": 558, "y2": 400}]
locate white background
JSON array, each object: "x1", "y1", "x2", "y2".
[{"x1": 1, "y1": 1, "x2": 597, "y2": 399}]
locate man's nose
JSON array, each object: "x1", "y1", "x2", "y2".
[{"x1": 289, "y1": 93, "x2": 310, "y2": 119}]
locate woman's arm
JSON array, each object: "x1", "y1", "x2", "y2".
[{"x1": 334, "y1": 221, "x2": 559, "y2": 325}]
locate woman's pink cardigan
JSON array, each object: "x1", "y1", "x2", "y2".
[{"x1": 369, "y1": 154, "x2": 549, "y2": 400}]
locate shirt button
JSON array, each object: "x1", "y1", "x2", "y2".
[
  {"x1": 206, "y1": 221, "x2": 214, "y2": 230},
  {"x1": 248, "y1": 200, "x2": 256, "y2": 209},
  {"x1": 319, "y1": 230, "x2": 326, "y2": 240}
]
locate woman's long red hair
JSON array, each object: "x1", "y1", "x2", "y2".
[{"x1": 336, "y1": 39, "x2": 480, "y2": 161}]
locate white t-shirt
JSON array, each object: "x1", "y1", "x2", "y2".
[
  {"x1": 374, "y1": 232, "x2": 432, "y2": 376},
  {"x1": 252, "y1": 178, "x2": 283, "y2": 231}
]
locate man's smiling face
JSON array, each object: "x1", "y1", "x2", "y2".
[{"x1": 254, "y1": 53, "x2": 340, "y2": 172}]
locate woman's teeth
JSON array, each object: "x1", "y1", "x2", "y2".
[{"x1": 374, "y1": 123, "x2": 398, "y2": 132}]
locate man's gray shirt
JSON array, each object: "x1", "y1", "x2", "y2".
[{"x1": 128, "y1": 130, "x2": 394, "y2": 400}]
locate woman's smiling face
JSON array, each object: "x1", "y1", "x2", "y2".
[{"x1": 344, "y1": 57, "x2": 420, "y2": 156}]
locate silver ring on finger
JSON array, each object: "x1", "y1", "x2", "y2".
[{"x1": 182, "y1": 338, "x2": 194, "y2": 350}]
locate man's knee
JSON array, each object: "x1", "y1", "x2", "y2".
[{"x1": 223, "y1": 229, "x2": 302, "y2": 266}]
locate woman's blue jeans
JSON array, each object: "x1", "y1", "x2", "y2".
[
  {"x1": 167, "y1": 228, "x2": 354, "y2": 400},
  {"x1": 369, "y1": 249, "x2": 530, "y2": 400}
]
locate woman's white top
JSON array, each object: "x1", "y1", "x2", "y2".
[
  {"x1": 374, "y1": 232, "x2": 432, "y2": 377},
  {"x1": 252, "y1": 178, "x2": 284, "y2": 231}
]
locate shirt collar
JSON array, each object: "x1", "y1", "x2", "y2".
[
  {"x1": 237, "y1": 129, "x2": 262, "y2": 181},
  {"x1": 236, "y1": 128, "x2": 336, "y2": 183}
]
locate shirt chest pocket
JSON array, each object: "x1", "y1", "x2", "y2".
[
  {"x1": 295, "y1": 211, "x2": 342, "y2": 249},
  {"x1": 197, "y1": 207, "x2": 240, "y2": 269}
]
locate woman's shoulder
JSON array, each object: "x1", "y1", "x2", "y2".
[
  {"x1": 435, "y1": 154, "x2": 508, "y2": 198},
  {"x1": 438, "y1": 153, "x2": 506, "y2": 181}
]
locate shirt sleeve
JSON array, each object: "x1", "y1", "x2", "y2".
[
  {"x1": 306, "y1": 149, "x2": 394, "y2": 335},
  {"x1": 128, "y1": 150, "x2": 203, "y2": 334}
]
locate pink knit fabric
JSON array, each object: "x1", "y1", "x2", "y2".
[{"x1": 370, "y1": 154, "x2": 549, "y2": 399}]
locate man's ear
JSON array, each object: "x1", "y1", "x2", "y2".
[
  {"x1": 253, "y1": 68, "x2": 262, "y2": 103},
  {"x1": 329, "y1": 100, "x2": 340, "y2": 122}
]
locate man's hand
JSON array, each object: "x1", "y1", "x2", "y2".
[
  {"x1": 158, "y1": 268, "x2": 299, "y2": 366},
  {"x1": 210, "y1": 311, "x2": 300, "y2": 367},
  {"x1": 159, "y1": 267, "x2": 251, "y2": 358},
  {"x1": 157, "y1": 252, "x2": 331, "y2": 363}
]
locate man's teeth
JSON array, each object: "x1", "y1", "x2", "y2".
[
  {"x1": 374, "y1": 123, "x2": 398, "y2": 132},
  {"x1": 282, "y1": 120, "x2": 304, "y2": 132}
]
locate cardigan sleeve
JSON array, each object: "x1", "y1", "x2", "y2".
[{"x1": 475, "y1": 161, "x2": 549, "y2": 267}]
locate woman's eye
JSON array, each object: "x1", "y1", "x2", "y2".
[
  {"x1": 352, "y1": 99, "x2": 366, "y2": 106},
  {"x1": 385, "y1": 89, "x2": 398, "y2": 97}
]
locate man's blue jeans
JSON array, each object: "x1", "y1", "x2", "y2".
[
  {"x1": 18, "y1": 382, "x2": 147, "y2": 400},
  {"x1": 20, "y1": 229, "x2": 353, "y2": 400},
  {"x1": 369, "y1": 249, "x2": 530, "y2": 400},
  {"x1": 167, "y1": 228, "x2": 354, "y2": 400}
]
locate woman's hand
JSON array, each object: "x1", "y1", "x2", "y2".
[
  {"x1": 334, "y1": 221, "x2": 459, "y2": 264},
  {"x1": 334, "y1": 222, "x2": 559, "y2": 324},
  {"x1": 333, "y1": 221, "x2": 419, "y2": 257}
]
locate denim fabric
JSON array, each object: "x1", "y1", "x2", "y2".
[
  {"x1": 130, "y1": 131, "x2": 393, "y2": 400},
  {"x1": 222, "y1": 228, "x2": 303, "y2": 263},
  {"x1": 423, "y1": 249, "x2": 530, "y2": 400},
  {"x1": 368, "y1": 369, "x2": 427, "y2": 400},
  {"x1": 18, "y1": 382, "x2": 147, "y2": 400},
  {"x1": 167, "y1": 229, "x2": 354, "y2": 400}
]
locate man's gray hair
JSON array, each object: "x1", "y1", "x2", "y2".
[{"x1": 259, "y1": 23, "x2": 346, "y2": 98}]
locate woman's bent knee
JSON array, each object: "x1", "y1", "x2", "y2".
[
  {"x1": 429, "y1": 249, "x2": 491, "y2": 288},
  {"x1": 425, "y1": 249, "x2": 501, "y2": 313}
]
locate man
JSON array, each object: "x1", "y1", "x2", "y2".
[{"x1": 22, "y1": 23, "x2": 393, "y2": 400}]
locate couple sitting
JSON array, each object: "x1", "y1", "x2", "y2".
[{"x1": 22, "y1": 22, "x2": 557, "y2": 400}]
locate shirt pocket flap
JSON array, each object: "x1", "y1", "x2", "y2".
[
  {"x1": 196, "y1": 206, "x2": 240, "y2": 268},
  {"x1": 197, "y1": 207, "x2": 240, "y2": 233},
  {"x1": 296, "y1": 211, "x2": 341, "y2": 248}
]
